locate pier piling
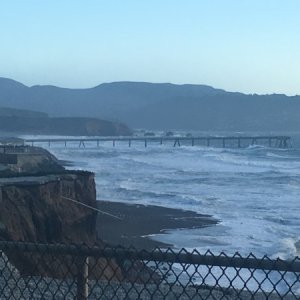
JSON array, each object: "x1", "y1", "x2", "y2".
[{"x1": 24, "y1": 135, "x2": 291, "y2": 150}]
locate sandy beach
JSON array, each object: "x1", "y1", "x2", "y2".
[{"x1": 96, "y1": 200, "x2": 218, "y2": 250}]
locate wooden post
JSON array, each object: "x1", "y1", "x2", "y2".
[
  {"x1": 160, "y1": 139, "x2": 163, "y2": 145},
  {"x1": 48, "y1": 140, "x2": 51, "y2": 147},
  {"x1": 207, "y1": 139, "x2": 210, "y2": 147},
  {"x1": 97, "y1": 140, "x2": 99, "y2": 147},
  {"x1": 77, "y1": 256, "x2": 89, "y2": 300},
  {"x1": 192, "y1": 138, "x2": 194, "y2": 146},
  {"x1": 113, "y1": 140, "x2": 115, "y2": 147},
  {"x1": 144, "y1": 139, "x2": 147, "y2": 148},
  {"x1": 129, "y1": 139, "x2": 131, "y2": 147},
  {"x1": 65, "y1": 141, "x2": 67, "y2": 147}
]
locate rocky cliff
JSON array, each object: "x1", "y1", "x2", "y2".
[
  {"x1": 0, "y1": 146, "x2": 154, "y2": 282},
  {"x1": 0, "y1": 171, "x2": 97, "y2": 244},
  {"x1": 0, "y1": 170, "x2": 126, "y2": 280},
  {"x1": 0, "y1": 147, "x2": 124, "y2": 280}
]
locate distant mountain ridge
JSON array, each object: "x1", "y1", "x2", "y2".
[{"x1": 0, "y1": 77, "x2": 299, "y2": 131}]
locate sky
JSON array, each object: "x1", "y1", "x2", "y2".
[{"x1": 0, "y1": 0, "x2": 300, "y2": 95}]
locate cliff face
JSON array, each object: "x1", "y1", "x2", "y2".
[
  {"x1": 0, "y1": 171, "x2": 97, "y2": 244},
  {"x1": 0, "y1": 171, "x2": 96, "y2": 277},
  {"x1": 0, "y1": 146, "x2": 154, "y2": 282}
]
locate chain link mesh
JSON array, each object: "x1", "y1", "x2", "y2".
[{"x1": 0, "y1": 241, "x2": 299, "y2": 299}]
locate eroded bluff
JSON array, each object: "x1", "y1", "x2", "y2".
[
  {"x1": 0, "y1": 147, "x2": 124, "y2": 280},
  {"x1": 0, "y1": 171, "x2": 97, "y2": 243}
]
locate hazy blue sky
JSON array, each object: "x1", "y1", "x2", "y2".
[{"x1": 0, "y1": 0, "x2": 299, "y2": 95}]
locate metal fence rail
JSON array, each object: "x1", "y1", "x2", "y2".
[{"x1": 0, "y1": 241, "x2": 299, "y2": 299}]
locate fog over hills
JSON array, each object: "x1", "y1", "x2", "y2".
[{"x1": 0, "y1": 77, "x2": 299, "y2": 131}]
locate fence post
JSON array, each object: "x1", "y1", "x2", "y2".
[{"x1": 77, "y1": 256, "x2": 89, "y2": 300}]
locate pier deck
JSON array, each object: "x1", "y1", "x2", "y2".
[{"x1": 24, "y1": 135, "x2": 291, "y2": 149}]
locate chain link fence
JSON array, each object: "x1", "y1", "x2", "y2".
[{"x1": 0, "y1": 241, "x2": 299, "y2": 299}]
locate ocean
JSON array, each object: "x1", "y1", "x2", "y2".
[{"x1": 22, "y1": 133, "x2": 300, "y2": 260}]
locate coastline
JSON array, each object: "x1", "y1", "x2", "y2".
[{"x1": 96, "y1": 200, "x2": 218, "y2": 250}]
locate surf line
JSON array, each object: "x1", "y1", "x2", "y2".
[{"x1": 61, "y1": 196, "x2": 123, "y2": 220}]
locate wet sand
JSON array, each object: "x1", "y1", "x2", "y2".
[{"x1": 96, "y1": 200, "x2": 218, "y2": 250}]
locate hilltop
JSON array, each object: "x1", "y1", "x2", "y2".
[{"x1": 1, "y1": 77, "x2": 300, "y2": 131}]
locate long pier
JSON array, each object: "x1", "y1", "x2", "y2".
[{"x1": 24, "y1": 135, "x2": 291, "y2": 149}]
